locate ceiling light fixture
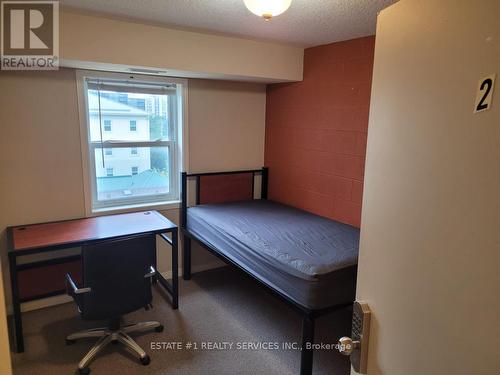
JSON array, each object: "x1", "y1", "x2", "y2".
[{"x1": 243, "y1": 0, "x2": 292, "y2": 21}]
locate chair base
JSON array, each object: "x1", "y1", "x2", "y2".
[{"x1": 66, "y1": 321, "x2": 163, "y2": 374}]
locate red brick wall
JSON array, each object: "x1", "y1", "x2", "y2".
[{"x1": 264, "y1": 36, "x2": 375, "y2": 227}]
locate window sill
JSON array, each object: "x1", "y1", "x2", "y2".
[{"x1": 91, "y1": 200, "x2": 181, "y2": 216}]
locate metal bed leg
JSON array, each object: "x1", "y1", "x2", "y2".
[
  {"x1": 183, "y1": 235, "x2": 191, "y2": 280},
  {"x1": 300, "y1": 314, "x2": 315, "y2": 375}
]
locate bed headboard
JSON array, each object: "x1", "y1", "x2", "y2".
[{"x1": 180, "y1": 167, "x2": 268, "y2": 229}]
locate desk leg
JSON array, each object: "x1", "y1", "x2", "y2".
[
  {"x1": 158, "y1": 232, "x2": 179, "y2": 310},
  {"x1": 9, "y1": 253, "x2": 24, "y2": 353},
  {"x1": 172, "y1": 230, "x2": 179, "y2": 310},
  {"x1": 152, "y1": 239, "x2": 158, "y2": 285},
  {"x1": 183, "y1": 235, "x2": 191, "y2": 280}
]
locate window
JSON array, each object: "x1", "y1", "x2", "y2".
[
  {"x1": 104, "y1": 120, "x2": 112, "y2": 131},
  {"x1": 77, "y1": 71, "x2": 185, "y2": 212}
]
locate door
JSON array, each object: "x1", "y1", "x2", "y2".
[{"x1": 353, "y1": 0, "x2": 500, "y2": 374}]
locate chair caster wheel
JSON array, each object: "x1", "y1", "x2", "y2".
[
  {"x1": 140, "y1": 355, "x2": 151, "y2": 366},
  {"x1": 66, "y1": 339, "x2": 76, "y2": 345},
  {"x1": 78, "y1": 367, "x2": 90, "y2": 375},
  {"x1": 155, "y1": 325, "x2": 164, "y2": 333}
]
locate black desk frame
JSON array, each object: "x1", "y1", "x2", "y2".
[{"x1": 7, "y1": 225, "x2": 178, "y2": 354}]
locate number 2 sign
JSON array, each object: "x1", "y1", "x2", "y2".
[{"x1": 474, "y1": 74, "x2": 496, "y2": 113}]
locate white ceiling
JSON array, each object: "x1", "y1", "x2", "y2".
[{"x1": 60, "y1": 0, "x2": 397, "y2": 47}]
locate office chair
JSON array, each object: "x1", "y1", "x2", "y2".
[{"x1": 65, "y1": 234, "x2": 164, "y2": 375}]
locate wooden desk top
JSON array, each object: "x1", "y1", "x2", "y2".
[{"x1": 8, "y1": 211, "x2": 177, "y2": 254}]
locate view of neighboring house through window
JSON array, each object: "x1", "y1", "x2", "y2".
[
  {"x1": 104, "y1": 119, "x2": 112, "y2": 131},
  {"x1": 79, "y1": 72, "x2": 184, "y2": 211}
]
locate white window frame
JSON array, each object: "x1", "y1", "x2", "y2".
[{"x1": 76, "y1": 70, "x2": 188, "y2": 216}]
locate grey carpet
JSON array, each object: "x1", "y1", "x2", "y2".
[{"x1": 11, "y1": 267, "x2": 352, "y2": 375}]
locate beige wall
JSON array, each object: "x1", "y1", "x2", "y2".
[
  {"x1": 356, "y1": 0, "x2": 500, "y2": 374},
  {"x1": 0, "y1": 69, "x2": 266, "y2": 313},
  {"x1": 0, "y1": 260, "x2": 13, "y2": 375},
  {"x1": 188, "y1": 79, "x2": 266, "y2": 171},
  {"x1": 60, "y1": 9, "x2": 303, "y2": 83}
]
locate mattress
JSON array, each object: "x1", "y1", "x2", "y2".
[{"x1": 186, "y1": 200, "x2": 359, "y2": 310}]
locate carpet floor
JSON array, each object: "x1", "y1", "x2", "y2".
[{"x1": 11, "y1": 267, "x2": 352, "y2": 375}]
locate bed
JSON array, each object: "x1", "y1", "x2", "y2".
[{"x1": 181, "y1": 168, "x2": 360, "y2": 375}]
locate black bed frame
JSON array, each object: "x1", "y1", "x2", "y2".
[{"x1": 180, "y1": 168, "x2": 352, "y2": 375}]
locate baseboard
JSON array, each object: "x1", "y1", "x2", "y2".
[
  {"x1": 191, "y1": 261, "x2": 226, "y2": 275},
  {"x1": 15, "y1": 262, "x2": 225, "y2": 313},
  {"x1": 20, "y1": 294, "x2": 73, "y2": 313},
  {"x1": 158, "y1": 262, "x2": 225, "y2": 280}
]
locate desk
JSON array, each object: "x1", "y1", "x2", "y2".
[{"x1": 6, "y1": 210, "x2": 178, "y2": 353}]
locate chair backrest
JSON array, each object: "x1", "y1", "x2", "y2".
[{"x1": 80, "y1": 234, "x2": 155, "y2": 320}]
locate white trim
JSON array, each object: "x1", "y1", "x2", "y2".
[
  {"x1": 181, "y1": 80, "x2": 190, "y2": 172},
  {"x1": 91, "y1": 200, "x2": 180, "y2": 216},
  {"x1": 76, "y1": 69, "x2": 93, "y2": 216},
  {"x1": 75, "y1": 69, "x2": 188, "y2": 216},
  {"x1": 76, "y1": 69, "x2": 188, "y2": 87}
]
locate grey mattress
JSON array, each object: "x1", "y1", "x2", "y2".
[{"x1": 186, "y1": 200, "x2": 359, "y2": 310}]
